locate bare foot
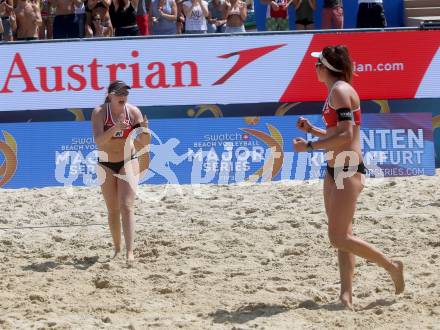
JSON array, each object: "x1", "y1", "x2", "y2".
[
  {"x1": 389, "y1": 260, "x2": 405, "y2": 294},
  {"x1": 126, "y1": 251, "x2": 134, "y2": 262},
  {"x1": 126, "y1": 252, "x2": 135, "y2": 268},
  {"x1": 340, "y1": 292, "x2": 354, "y2": 311},
  {"x1": 111, "y1": 249, "x2": 121, "y2": 260}
]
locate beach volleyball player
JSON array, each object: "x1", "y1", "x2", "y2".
[
  {"x1": 92, "y1": 80, "x2": 150, "y2": 263},
  {"x1": 293, "y1": 46, "x2": 405, "y2": 309}
]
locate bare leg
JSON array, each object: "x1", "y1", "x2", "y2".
[
  {"x1": 338, "y1": 249, "x2": 355, "y2": 309},
  {"x1": 99, "y1": 165, "x2": 122, "y2": 257},
  {"x1": 117, "y1": 159, "x2": 139, "y2": 262},
  {"x1": 328, "y1": 174, "x2": 405, "y2": 296},
  {"x1": 325, "y1": 175, "x2": 355, "y2": 308}
]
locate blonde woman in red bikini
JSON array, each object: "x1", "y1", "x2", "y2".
[{"x1": 92, "y1": 80, "x2": 150, "y2": 264}]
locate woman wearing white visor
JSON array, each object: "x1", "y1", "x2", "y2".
[{"x1": 293, "y1": 45, "x2": 404, "y2": 309}]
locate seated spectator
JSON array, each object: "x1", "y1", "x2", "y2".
[
  {"x1": 175, "y1": 0, "x2": 184, "y2": 33},
  {"x1": 150, "y1": 0, "x2": 177, "y2": 35},
  {"x1": 294, "y1": 0, "x2": 315, "y2": 30},
  {"x1": 321, "y1": 0, "x2": 343, "y2": 29},
  {"x1": 356, "y1": 0, "x2": 386, "y2": 28},
  {"x1": 110, "y1": 0, "x2": 140, "y2": 36},
  {"x1": 50, "y1": 0, "x2": 82, "y2": 39},
  {"x1": 136, "y1": 0, "x2": 148, "y2": 35},
  {"x1": 207, "y1": 0, "x2": 226, "y2": 33},
  {"x1": 1, "y1": 0, "x2": 15, "y2": 41},
  {"x1": 14, "y1": 0, "x2": 42, "y2": 40},
  {"x1": 224, "y1": 0, "x2": 246, "y2": 33},
  {"x1": 260, "y1": 0, "x2": 289, "y2": 31},
  {"x1": 39, "y1": 0, "x2": 55, "y2": 39},
  {"x1": 182, "y1": 0, "x2": 208, "y2": 34},
  {"x1": 86, "y1": 0, "x2": 113, "y2": 37}
]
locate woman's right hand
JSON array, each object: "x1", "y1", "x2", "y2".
[{"x1": 296, "y1": 116, "x2": 312, "y2": 133}]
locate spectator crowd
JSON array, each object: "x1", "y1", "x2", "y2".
[{"x1": 0, "y1": 0, "x2": 388, "y2": 41}]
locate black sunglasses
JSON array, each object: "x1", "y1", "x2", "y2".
[{"x1": 112, "y1": 90, "x2": 129, "y2": 96}]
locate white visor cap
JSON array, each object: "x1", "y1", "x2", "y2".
[{"x1": 311, "y1": 51, "x2": 343, "y2": 73}]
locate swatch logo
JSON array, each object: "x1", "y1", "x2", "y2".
[
  {"x1": 0, "y1": 130, "x2": 18, "y2": 187},
  {"x1": 241, "y1": 124, "x2": 284, "y2": 182}
]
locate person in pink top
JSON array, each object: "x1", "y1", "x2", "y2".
[{"x1": 321, "y1": 0, "x2": 343, "y2": 29}]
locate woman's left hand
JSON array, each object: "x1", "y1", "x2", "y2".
[{"x1": 293, "y1": 137, "x2": 307, "y2": 152}]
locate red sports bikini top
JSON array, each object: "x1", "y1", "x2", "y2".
[
  {"x1": 103, "y1": 103, "x2": 135, "y2": 138},
  {"x1": 270, "y1": 0, "x2": 288, "y2": 19},
  {"x1": 322, "y1": 84, "x2": 361, "y2": 128}
]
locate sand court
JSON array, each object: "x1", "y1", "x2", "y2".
[{"x1": 0, "y1": 171, "x2": 439, "y2": 329}]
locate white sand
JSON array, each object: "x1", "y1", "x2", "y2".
[{"x1": 0, "y1": 171, "x2": 439, "y2": 329}]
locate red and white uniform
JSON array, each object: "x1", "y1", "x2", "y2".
[
  {"x1": 322, "y1": 82, "x2": 361, "y2": 128},
  {"x1": 103, "y1": 103, "x2": 135, "y2": 138}
]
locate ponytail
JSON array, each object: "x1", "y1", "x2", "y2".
[
  {"x1": 104, "y1": 95, "x2": 110, "y2": 103},
  {"x1": 322, "y1": 45, "x2": 354, "y2": 84}
]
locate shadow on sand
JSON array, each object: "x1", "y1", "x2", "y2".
[
  {"x1": 22, "y1": 256, "x2": 100, "y2": 272},
  {"x1": 297, "y1": 300, "x2": 348, "y2": 312},
  {"x1": 297, "y1": 298, "x2": 397, "y2": 312},
  {"x1": 361, "y1": 298, "x2": 396, "y2": 310},
  {"x1": 211, "y1": 303, "x2": 289, "y2": 324}
]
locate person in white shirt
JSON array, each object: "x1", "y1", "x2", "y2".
[
  {"x1": 356, "y1": 0, "x2": 386, "y2": 28},
  {"x1": 182, "y1": 0, "x2": 208, "y2": 33}
]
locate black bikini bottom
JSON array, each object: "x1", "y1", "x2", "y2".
[
  {"x1": 98, "y1": 156, "x2": 137, "y2": 173},
  {"x1": 327, "y1": 162, "x2": 367, "y2": 179}
]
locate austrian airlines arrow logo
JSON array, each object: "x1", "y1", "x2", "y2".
[{"x1": 213, "y1": 44, "x2": 286, "y2": 86}]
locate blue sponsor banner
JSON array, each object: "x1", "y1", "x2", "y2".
[
  {"x1": 0, "y1": 113, "x2": 435, "y2": 189},
  {"x1": 1, "y1": 98, "x2": 439, "y2": 168}
]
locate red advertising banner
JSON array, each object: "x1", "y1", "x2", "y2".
[{"x1": 280, "y1": 30, "x2": 440, "y2": 102}]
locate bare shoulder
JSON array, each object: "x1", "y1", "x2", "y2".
[
  {"x1": 333, "y1": 81, "x2": 354, "y2": 94},
  {"x1": 91, "y1": 104, "x2": 106, "y2": 121},
  {"x1": 335, "y1": 82, "x2": 360, "y2": 108},
  {"x1": 127, "y1": 103, "x2": 143, "y2": 122},
  {"x1": 126, "y1": 103, "x2": 141, "y2": 115},
  {"x1": 331, "y1": 82, "x2": 355, "y2": 108}
]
